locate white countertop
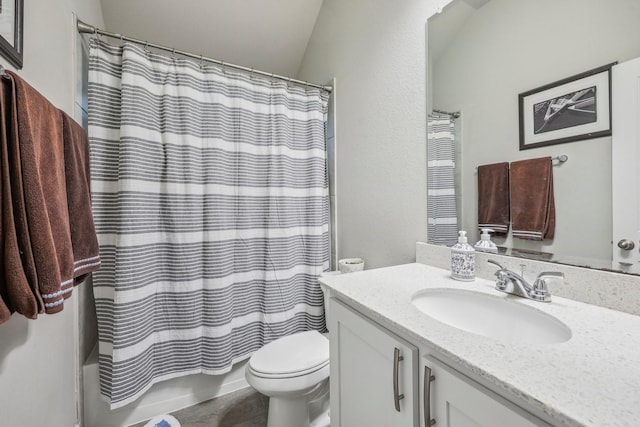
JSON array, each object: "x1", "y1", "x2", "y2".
[{"x1": 319, "y1": 263, "x2": 640, "y2": 427}]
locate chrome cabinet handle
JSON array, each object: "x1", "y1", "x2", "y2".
[
  {"x1": 424, "y1": 365, "x2": 436, "y2": 426},
  {"x1": 618, "y1": 239, "x2": 636, "y2": 251},
  {"x1": 393, "y1": 347, "x2": 405, "y2": 412}
]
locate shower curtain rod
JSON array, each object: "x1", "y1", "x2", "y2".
[
  {"x1": 76, "y1": 19, "x2": 333, "y2": 93},
  {"x1": 432, "y1": 109, "x2": 460, "y2": 119}
]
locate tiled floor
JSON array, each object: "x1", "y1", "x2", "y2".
[{"x1": 131, "y1": 387, "x2": 268, "y2": 427}]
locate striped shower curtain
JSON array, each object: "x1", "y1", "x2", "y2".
[
  {"x1": 427, "y1": 113, "x2": 458, "y2": 246},
  {"x1": 88, "y1": 38, "x2": 330, "y2": 408}
]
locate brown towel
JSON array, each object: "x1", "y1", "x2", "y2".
[
  {"x1": 477, "y1": 162, "x2": 510, "y2": 234},
  {"x1": 61, "y1": 111, "x2": 101, "y2": 283},
  {"x1": 510, "y1": 157, "x2": 555, "y2": 241},
  {"x1": 7, "y1": 70, "x2": 75, "y2": 314},
  {"x1": 0, "y1": 74, "x2": 41, "y2": 322}
]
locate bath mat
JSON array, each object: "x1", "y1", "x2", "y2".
[{"x1": 143, "y1": 414, "x2": 181, "y2": 427}]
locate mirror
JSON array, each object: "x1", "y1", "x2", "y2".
[{"x1": 427, "y1": 0, "x2": 640, "y2": 273}]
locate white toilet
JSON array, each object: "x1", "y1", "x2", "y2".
[
  {"x1": 245, "y1": 272, "x2": 339, "y2": 427},
  {"x1": 245, "y1": 330, "x2": 330, "y2": 427}
]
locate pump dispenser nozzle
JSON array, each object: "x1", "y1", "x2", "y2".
[{"x1": 474, "y1": 228, "x2": 498, "y2": 253}]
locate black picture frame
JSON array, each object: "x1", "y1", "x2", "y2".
[
  {"x1": 518, "y1": 63, "x2": 615, "y2": 150},
  {"x1": 0, "y1": 0, "x2": 23, "y2": 69}
]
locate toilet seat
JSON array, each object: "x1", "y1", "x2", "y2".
[
  {"x1": 249, "y1": 359, "x2": 329, "y2": 379},
  {"x1": 248, "y1": 330, "x2": 329, "y2": 378},
  {"x1": 246, "y1": 330, "x2": 330, "y2": 397}
]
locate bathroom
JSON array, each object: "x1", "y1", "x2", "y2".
[{"x1": 1, "y1": 0, "x2": 640, "y2": 426}]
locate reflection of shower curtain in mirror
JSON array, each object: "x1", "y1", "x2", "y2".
[{"x1": 427, "y1": 114, "x2": 458, "y2": 246}]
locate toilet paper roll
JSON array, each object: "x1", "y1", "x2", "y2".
[{"x1": 338, "y1": 258, "x2": 365, "y2": 274}]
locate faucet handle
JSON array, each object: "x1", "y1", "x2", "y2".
[
  {"x1": 488, "y1": 260, "x2": 509, "y2": 290},
  {"x1": 531, "y1": 279, "x2": 551, "y2": 302},
  {"x1": 487, "y1": 259, "x2": 504, "y2": 270},
  {"x1": 537, "y1": 271, "x2": 565, "y2": 280},
  {"x1": 531, "y1": 272, "x2": 562, "y2": 302},
  {"x1": 494, "y1": 270, "x2": 509, "y2": 291}
]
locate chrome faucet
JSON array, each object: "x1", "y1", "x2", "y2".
[{"x1": 487, "y1": 260, "x2": 563, "y2": 302}]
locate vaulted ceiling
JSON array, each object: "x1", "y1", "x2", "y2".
[{"x1": 99, "y1": 0, "x2": 324, "y2": 78}]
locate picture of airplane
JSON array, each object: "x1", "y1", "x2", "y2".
[{"x1": 533, "y1": 86, "x2": 597, "y2": 134}]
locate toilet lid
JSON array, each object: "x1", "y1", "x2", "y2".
[{"x1": 249, "y1": 330, "x2": 329, "y2": 376}]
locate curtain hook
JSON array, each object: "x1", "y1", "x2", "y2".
[
  {"x1": 250, "y1": 68, "x2": 255, "y2": 80},
  {"x1": 199, "y1": 54, "x2": 204, "y2": 68},
  {"x1": 171, "y1": 48, "x2": 176, "y2": 59},
  {"x1": 144, "y1": 41, "x2": 149, "y2": 52}
]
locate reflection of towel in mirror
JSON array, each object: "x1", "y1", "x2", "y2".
[
  {"x1": 510, "y1": 157, "x2": 555, "y2": 241},
  {"x1": 477, "y1": 162, "x2": 510, "y2": 234}
]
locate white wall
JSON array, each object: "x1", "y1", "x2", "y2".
[
  {"x1": 431, "y1": 0, "x2": 640, "y2": 262},
  {"x1": 0, "y1": 1, "x2": 104, "y2": 426},
  {"x1": 298, "y1": 0, "x2": 444, "y2": 269}
]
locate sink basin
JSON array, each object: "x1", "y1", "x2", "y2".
[{"x1": 411, "y1": 288, "x2": 571, "y2": 344}]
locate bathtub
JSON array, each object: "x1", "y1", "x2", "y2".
[{"x1": 82, "y1": 346, "x2": 249, "y2": 427}]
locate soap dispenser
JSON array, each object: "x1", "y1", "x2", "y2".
[
  {"x1": 474, "y1": 228, "x2": 498, "y2": 254},
  {"x1": 451, "y1": 230, "x2": 475, "y2": 281}
]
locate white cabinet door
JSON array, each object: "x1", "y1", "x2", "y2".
[
  {"x1": 423, "y1": 356, "x2": 549, "y2": 427},
  {"x1": 612, "y1": 57, "x2": 640, "y2": 269},
  {"x1": 329, "y1": 299, "x2": 419, "y2": 427}
]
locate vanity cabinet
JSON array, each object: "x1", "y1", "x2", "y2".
[
  {"x1": 329, "y1": 297, "x2": 549, "y2": 427},
  {"x1": 329, "y1": 299, "x2": 419, "y2": 427},
  {"x1": 422, "y1": 356, "x2": 550, "y2": 427}
]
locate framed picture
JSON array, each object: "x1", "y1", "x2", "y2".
[
  {"x1": 518, "y1": 63, "x2": 615, "y2": 150},
  {"x1": 0, "y1": 0, "x2": 23, "y2": 69}
]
